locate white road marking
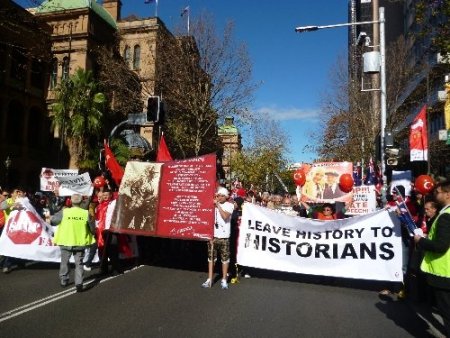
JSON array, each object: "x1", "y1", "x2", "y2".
[{"x1": 0, "y1": 265, "x2": 143, "y2": 323}]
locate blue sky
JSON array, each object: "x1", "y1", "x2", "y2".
[
  {"x1": 17, "y1": 0, "x2": 350, "y2": 163},
  {"x1": 124, "y1": 0, "x2": 350, "y2": 163}
]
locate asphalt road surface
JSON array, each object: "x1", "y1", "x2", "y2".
[{"x1": 0, "y1": 255, "x2": 446, "y2": 338}]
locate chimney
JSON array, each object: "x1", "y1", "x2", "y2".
[{"x1": 102, "y1": 0, "x2": 122, "y2": 21}]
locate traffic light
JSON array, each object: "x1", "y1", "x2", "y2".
[
  {"x1": 146, "y1": 96, "x2": 166, "y2": 123},
  {"x1": 146, "y1": 96, "x2": 160, "y2": 123}
]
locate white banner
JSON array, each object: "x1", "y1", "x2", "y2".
[
  {"x1": 57, "y1": 172, "x2": 94, "y2": 197},
  {"x1": 346, "y1": 185, "x2": 377, "y2": 215},
  {"x1": 237, "y1": 204, "x2": 403, "y2": 282},
  {"x1": 390, "y1": 170, "x2": 412, "y2": 196},
  {"x1": 0, "y1": 198, "x2": 61, "y2": 262},
  {"x1": 40, "y1": 168, "x2": 78, "y2": 192}
]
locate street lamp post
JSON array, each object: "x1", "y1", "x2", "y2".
[{"x1": 295, "y1": 7, "x2": 387, "y2": 197}]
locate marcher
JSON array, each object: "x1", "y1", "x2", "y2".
[
  {"x1": 414, "y1": 181, "x2": 450, "y2": 336},
  {"x1": 201, "y1": 187, "x2": 234, "y2": 289},
  {"x1": 0, "y1": 187, "x2": 25, "y2": 273},
  {"x1": 52, "y1": 194, "x2": 95, "y2": 292}
]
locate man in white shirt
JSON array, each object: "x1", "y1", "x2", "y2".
[{"x1": 202, "y1": 187, "x2": 234, "y2": 289}]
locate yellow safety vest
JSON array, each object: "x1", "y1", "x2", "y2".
[
  {"x1": 421, "y1": 207, "x2": 450, "y2": 278},
  {"x1": 53, "y1": 207, "x2": 95, "y2": 247}
]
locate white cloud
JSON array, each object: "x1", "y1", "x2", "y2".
[{"x1": 255, "y1": 106, "x2": 320, "y2": 121}]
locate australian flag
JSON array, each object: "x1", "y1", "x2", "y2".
[
  {"x1": 394, "y1": 186, "x2": 417, "y2": 235},
  {"x1": 353, "y1": 162, "x2": 362, "y2": 187},
  {"x1": 364, "y1": 157, "x2": 380, "y2": 185}
]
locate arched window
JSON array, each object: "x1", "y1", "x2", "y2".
[
  {"x1": 61, "y1": 56, "x2": 69, "y2": 80},
  {"x1": 50, "y1": 58, "x2": 58, "y2": 89},
  {"x1": 124, "y1": 46, "x2": 131, "y2": 68},
  {"x1": 133, "y1": 45, "x2": 141, "y2": 70}
]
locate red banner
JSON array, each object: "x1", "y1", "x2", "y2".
[
  {"x1": 409, "y1": 105, "x2": 428, "y2": 162},
  {"x1": 110, "y1": 154, "x2": 216, "y2": 240}
]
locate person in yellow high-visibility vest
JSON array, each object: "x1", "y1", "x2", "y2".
[
  {"x1": 414, "y1": 181, "x2": 450, "y2": 337},
  {"x1": 52, "y1": 194, "x2": 95, "y2": 292}
]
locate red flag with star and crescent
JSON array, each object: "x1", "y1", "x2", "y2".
[
  {"x1": 104, "y1": 140, "x2": 124, "y2": 186},
  {"x1": 409, "y1": 105, "x2": 428, "y2": 162}
]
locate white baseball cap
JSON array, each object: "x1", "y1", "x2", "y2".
[{"x1": 216, "y1": 187, "x2": 229, "y2": 197}]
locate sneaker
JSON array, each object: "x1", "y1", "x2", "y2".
[
  {"x1": 201, "y1": 279, "x2": 211, "y2": 288},
  {"x1": 60, "y1": 280, "x2": 69, "y2": 287},
  {"x1": 83, "y1": 265, "x2": 92, "y2": 272},
  {"x1": 75, "y1": 285, "x2": 83, "y2": 293},
  {"x1": 221, "y1": 279, "x2": 228, "y2": 290}
]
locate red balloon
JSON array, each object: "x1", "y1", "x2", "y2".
[
  {"x1": 415, "y1": 175, "x2": 435, "y2": 195},
  {"x1": 293, "y1": 169, "x2": 306, "y2": 186},
  {"x1": 93, "y1": 176, "x2": 106, "y2": 189},
  {"x1": 339, "y1": 173, "x2": 354, "y2": 193}
]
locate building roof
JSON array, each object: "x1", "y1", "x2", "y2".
[
  {"x1": 35, "y1": 0, "x2": 117, "y2": 29},
  {"x1": 218, "y1": 124, "x2": 238, "y2": 134}
]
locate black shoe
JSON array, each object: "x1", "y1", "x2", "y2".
[{"x1": 76, "y1": 285, "x2": 83, "y2": 293}]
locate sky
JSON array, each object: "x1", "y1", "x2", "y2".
[
  {"x1": 124, "y1": 0, "x2": 350, "y2": 164},
  {"x1": 17, "y1": 0, "x2": 350, "y2": 163}
]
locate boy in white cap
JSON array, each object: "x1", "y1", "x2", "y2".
[{"x1": 202, "y1": 187, "x2": 234, "y2": 289}]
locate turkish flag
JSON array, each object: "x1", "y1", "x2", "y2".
[
  {"x1": 409, "y1": 105, "x2": 428, "y2": 162},
  {"x1": 104, "y1": 140, "x2": 124, "y2": 185},
  {"x1": 156, "y1": 133, "x2": 173, "y2": 162}
]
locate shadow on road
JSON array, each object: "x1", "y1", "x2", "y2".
[{"x1": 375, "y1": 296, "x2": 444, "y2": 338}]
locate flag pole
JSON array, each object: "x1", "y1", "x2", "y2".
[
  {"x1": 187, "y1": 9, "x2": 190, "y2": 35},
  {"x1": 155, "y1": 0, "x2": 158, "y2": 17}
]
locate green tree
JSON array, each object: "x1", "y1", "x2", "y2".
[
  {"x1": 231, "y1": 118, "x2": 289, "y2": 192},
  {"x1": 51, "y1": 68, "x2": 106, "y2": 168},
  {"x1": 415, "y1": 0, "x2": 450, "y2": 56}
]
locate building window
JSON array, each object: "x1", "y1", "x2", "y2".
[
  {"x1": 61, "y1": 56, "x2": 69, "y2": 80},
  {"x1": 133, "y1": 45, "x2": 141, "y2": 70},
  {"x1": 50, "y1": 58, "x2": 58, "y2": 89},
  {"x1": 10, "y1": 48, "x2": 27, "y2": 82},
  {"x1": 31, "y1": 59, "x2": 44, "y2": 89},
  {"x1": 124, "y1": 46, "x2": 131, "y2": 68}
]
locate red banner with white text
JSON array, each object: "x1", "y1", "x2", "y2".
[{"x1": 110, "y1": 154, "x2": 216, "y2": 240}]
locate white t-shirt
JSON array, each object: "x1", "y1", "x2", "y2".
[{"x1": 214, "y1": 201, "x2": 234, "y2": 238}]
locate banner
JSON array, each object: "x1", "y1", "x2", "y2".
[
  {"x1": 0, "y1": 198, "x2": 135, "y2": 262},
  {"x1": 57, "y1": 172, "x2": 94, "y2": 197},
  {"x1": 300, "y1": 162, "x2": 353, "y2": 204},
  {"x1": 0, "y1": 198, "x2": 60, "y2": 262},
  {"x1": 390, "y1": 170, "x2": 412, "y2": 196},
  {"x1": 237, "y1": 204, "x2": 403, "y2": 282},
  {"x1": 346, "y1": 185, "x2": 377, "y2": 215},
  {"x1": 111, "y1": 154, "x2": 216, "y2": 240},
  {"x1": 40, "y1": 168, "x2": 78, "y2": 191},
  {"x1": 409, "y1": 105, "x2": 428, "y2": 161}
]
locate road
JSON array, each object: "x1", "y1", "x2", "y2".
[{"x1": 0, "y1": 253, "x2": 446, "y2": 338}]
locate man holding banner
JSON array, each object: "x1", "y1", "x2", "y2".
[
  {"x1": 414, "y1": 181, "x2": 450, "y2": 337},
  {"x1": 201, "y1": 187, "x2": 234, "y2": 290}
]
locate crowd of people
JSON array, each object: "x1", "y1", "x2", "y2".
[
  {"x1": 205, "y1": 180, "x2": 450, "y2": 336},
  {"x1": 1, "y1": 177, "x2": 450, "y2": 335}
]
